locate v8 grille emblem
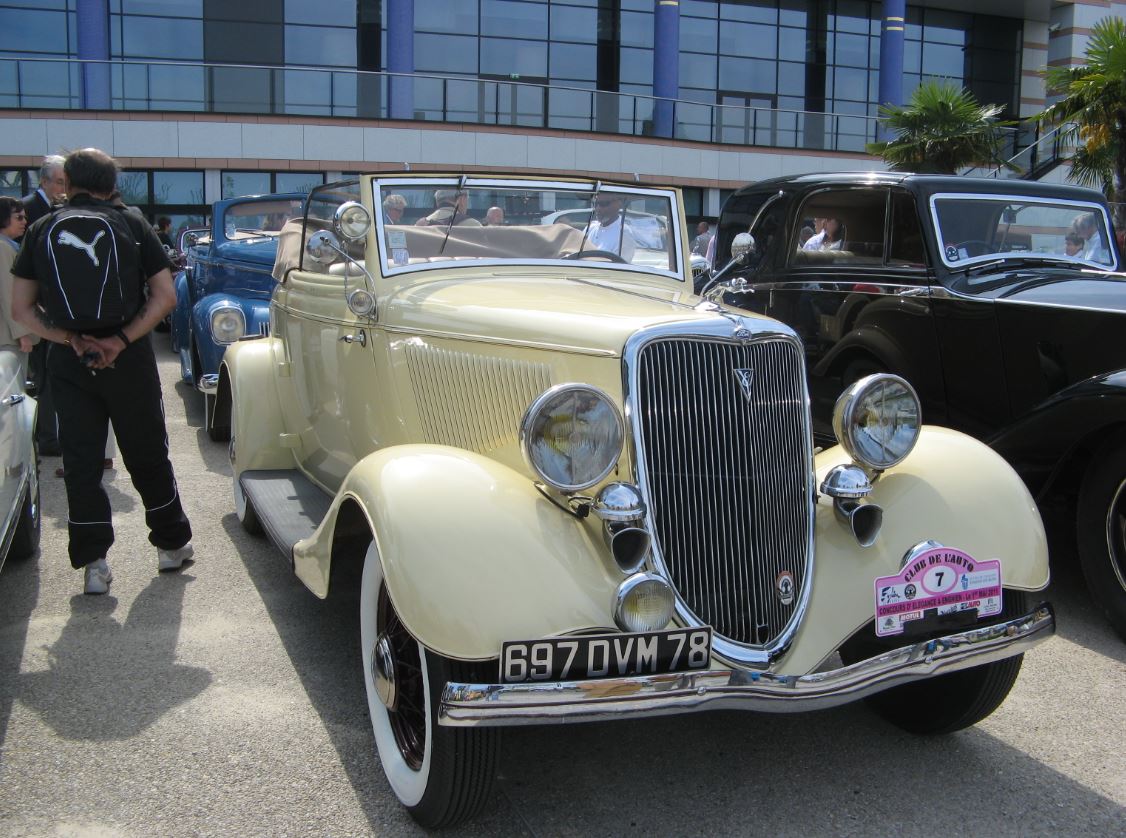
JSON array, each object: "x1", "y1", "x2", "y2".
[{"x1": 733, "y1": 368, "x2": 755, "y2": 402}]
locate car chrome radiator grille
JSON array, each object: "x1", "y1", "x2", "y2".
[{"x1": 634, "y1": 337, "x2": 811, "y2": 648}]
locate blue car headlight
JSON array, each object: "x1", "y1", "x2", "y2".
[{"x1": 209, "y1": 305, "x2": 245, "y2": 344}]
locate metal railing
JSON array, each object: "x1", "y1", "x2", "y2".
[
  {"x1": 963, "y1": 121, "x2": 1078, "y2": 181},
  {"x1": 0, "y1": 57, "x2": 880, "y2": 154}
]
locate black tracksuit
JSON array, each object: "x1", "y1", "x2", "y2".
[{"x1": 13, "y1": 195, "x2": 191, "y2": 568}]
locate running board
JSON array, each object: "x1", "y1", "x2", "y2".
[{"x1": 240, "y1": 469, "x2": 331, "y2": 562}]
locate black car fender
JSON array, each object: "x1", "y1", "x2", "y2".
[
  {"x1": 812, "y1": 320, "x2": 908, "y2": 383},
  {"x1": 987, "y1": 370, "x2": 1126, "y2": 500}
]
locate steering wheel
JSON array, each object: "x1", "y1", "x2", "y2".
[{"x1": 563, "y1": 249, "x2": 628, "y2": 263}]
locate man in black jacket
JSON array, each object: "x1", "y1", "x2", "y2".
[
  {"x1": 20, "y1": 155, "x2": 66, "y2": 230},
  {"x1": 11, "y1": 148, "x2": 193, "y2": 595}
]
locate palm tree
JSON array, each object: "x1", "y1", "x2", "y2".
[
  {"x1": 1041, "y1": 17, "x2": 1126, "y2": 222},
  {"x1": 867, "y1": 81, "x2": 1013, "y2": 174}
]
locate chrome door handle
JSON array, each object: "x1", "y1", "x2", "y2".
[
  {"x1": 2, "y1": 394, "x2": 25, "y2": 405},
  {"x1": 339, "y1": 330, "x2": 367, "y2": 347}
]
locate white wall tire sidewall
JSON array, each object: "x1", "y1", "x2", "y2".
[{"x1": 361, "y1": 540, "x2": 432, "y2": 808}]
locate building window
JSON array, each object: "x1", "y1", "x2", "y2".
[{"x1": 222, "y1": 170, "x2": 326, "y2": 199}]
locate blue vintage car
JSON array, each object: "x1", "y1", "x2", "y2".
[{"x1": 171, "y1": 193, "x2": 304, "y2": 440}]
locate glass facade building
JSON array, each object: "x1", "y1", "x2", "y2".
[{"x1": 0, "y1": 0, "x2": 1027, "y2": 225}]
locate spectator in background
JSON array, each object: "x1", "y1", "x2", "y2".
[
  {"x1": 0, "y1": 197, "x2": 36, "y2": 376},
  {"x1": 803, "y1": 216, "x2": 844, "y2": 251},
  {"x1": 21, "y1": 154, "x2": 66, "y2": 233},
  {"x1": 383, "y1": 193, "x2": 407, "y2": 225},
  {"x1": 1072, "y1": 212, "x2": 1111, "y2": 263},
  {"x1": 421, "y1": 189, "x2": 481, "y2": 227},
  {"x1": 484, "y1": 206, "x2": 505, "y2": 226},
  {"x1": 691, "y1": 221, "x2": 713, "y2": 255},
  {"x1": 21, "y1": 155, "x2": 67, "y2": 457},
  {"x1": 155, "y1": 216, "x2": 173, "y2": 248}
]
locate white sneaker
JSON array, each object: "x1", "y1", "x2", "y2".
[
  {"x1": 84, "y1": 559, "x2": 112, "y2": 595},
  {"x1": 157, "y1": 543, "x2": 194, "y2": 572}
]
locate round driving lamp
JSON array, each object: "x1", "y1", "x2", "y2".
[
  {"x1": 832, "y1": 373, "x2": 921, "y2": 471},
  {"x1": 210, "y1": 306, "x2": 245, "y2": 344},
  {"x1": 521, "y1": 384, "x2": 624, "y2": 492},
  {"x1": 334, "y1": 201, "x2": 372, "y2": 240},
  {"x1": 614, "y1": 573, "x2": 675, "y2": 633}
]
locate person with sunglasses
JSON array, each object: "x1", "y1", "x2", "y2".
[
  {"x1": 584, "y1": 194, "x2": 637, "y2": 261},
  {"x1": 0, "y1": 197, "x2": 36, "y2": 377}
]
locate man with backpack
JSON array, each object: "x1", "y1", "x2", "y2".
[{"x1": 10, "y1": 148, "x2": 193, "y2": 595}]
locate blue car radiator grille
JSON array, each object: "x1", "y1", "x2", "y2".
[{"x1": 633, "y1": 336, "x2": 812, "y2": 648}]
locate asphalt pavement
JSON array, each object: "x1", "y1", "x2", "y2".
[{"x1": 0, "y1": 343, "x2": 1123, "y2": 837}]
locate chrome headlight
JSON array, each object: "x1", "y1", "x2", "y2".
[
  {"x1": 209, "y1": 306, "x2": 245, "y2": 344},
  {"x1": 832, "y1": 373, "x2": 921, "y2": 471},
  {"x1": 334, "y1": 201, "x2": 371, "y2": 240},
  {"x1": 521, "y1": 384, "x2": 624, "y2": 492}
]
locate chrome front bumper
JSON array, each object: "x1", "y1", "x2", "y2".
[
  {"x1": 197, "y1": 373, "x2": 219, "y2": 394},
  {"x1": 439, "y1": 603, "x2": 1054, "y2": 728}
]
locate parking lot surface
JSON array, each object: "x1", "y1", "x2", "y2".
[{"x1": 1, "y1": 347, "x2": 1124, "y2": 837}]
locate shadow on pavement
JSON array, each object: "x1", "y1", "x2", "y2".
[
  {"x1": 14, "y1": 572, "x2": 210, "y2": 741},
  {"x1": 0, "y1": 551, "x2": 41, "y2": 750}
]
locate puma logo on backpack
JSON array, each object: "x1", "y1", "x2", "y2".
[
  {"x1": 56, "y1": 229, "x2": 106, "y2": 266},
  {"x1": 38, "y1": 206, "x2": 143, "y2": 331}
]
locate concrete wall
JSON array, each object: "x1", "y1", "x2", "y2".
[{"x1": 0, "y1": 110, "x2": 882, "y2": 204}]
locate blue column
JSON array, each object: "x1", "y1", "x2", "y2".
[
  {"x1": 877, "y1": 0, "x2": 906, "y2": 141},
  {"x1": 652, "y1": 0, "x2": 680, "y2": 138},
  {"x1": 76, "y1": 0, "x2": 110, "y2": 110},
  {"x1": 387, "y1": 0, "x2": 415, "y2": 120}
]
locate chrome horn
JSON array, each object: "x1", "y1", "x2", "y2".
[
  {"x1": 592, "y1": 482, "x2": 650, "y2": 573},
  {"x1": 820, "y1": 464, "x2": 883, "y2": 548}
]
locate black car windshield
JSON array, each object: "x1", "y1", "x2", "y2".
[{"x1": 930, "y1": 194, "x2": 1116, "y2": 271}]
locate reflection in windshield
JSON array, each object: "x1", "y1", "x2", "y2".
[
  {"x1": 371, "y1": 181, "x2": 680, "y2": 275},
  {"x1": 932, "y1": 195, "x2": 1116, "y2": 269},
  {"x1": 223, "y1": 199, "x2": 305, "y2": 239}
]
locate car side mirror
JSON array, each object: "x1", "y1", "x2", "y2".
[
  {"x1": 696, "y1": 232, "x2": 756, "y2": 301},
  {"x1": 306, "y1": 230, "x2": 342, "y2": 265}
]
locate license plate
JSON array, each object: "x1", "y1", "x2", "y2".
[{"x1": 500, "y1": 627, "x2": 713, "y2": 683}]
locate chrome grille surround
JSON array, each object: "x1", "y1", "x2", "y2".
[{"x1": 623, "y1": 317, "x2": 816, "y2": 668}]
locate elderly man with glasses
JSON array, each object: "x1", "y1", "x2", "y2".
[{"x1": 21, "y1": 154, "x2": 67, "y2": 233}]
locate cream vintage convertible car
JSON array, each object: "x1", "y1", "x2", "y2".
[{"x1": 219, "y1": 175, "x2": 1055, "y2": 828}]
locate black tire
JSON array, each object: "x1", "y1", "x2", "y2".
[
  {"x1": 8, "y1": 446, "x2": 40, "y2": 560},
  {"x1": 1077, "y1": 434, "x2": 1126, "y2": 641},
  {"x1": 204, "y1": 391, "x2": 230, "y2": 442},
  {"x1": 841, "y1": 590, "x2": 1027, "y2": 734},
  {"x1": 361, "y1": 542, "x2": 497, "y2": 828}
]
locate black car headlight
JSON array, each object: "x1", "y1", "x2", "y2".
[{"x1": 521, "y1": 384, "x2": 624, "y2": 492}]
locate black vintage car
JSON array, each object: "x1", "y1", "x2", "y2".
[{"x1": 709, "y1": 172, "x2": 1126, "y2": 639}]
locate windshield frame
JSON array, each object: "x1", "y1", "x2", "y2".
[
  {"x1": 369, "y1": 176, "x2": 687, "y2": 282},
  {"x1": 928, "y1": 192, "x2": 1119, "y2": 272}
]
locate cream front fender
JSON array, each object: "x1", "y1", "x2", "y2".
[
  {"x1": 783, "y1": 425, "x2": 1050, "y2": 674},
  {"x1": 223, "y1": 338, "x2": 293, "y2": 474},
  {"x1": 293, "y1": 445, "x2": 621, "y2": 661}
]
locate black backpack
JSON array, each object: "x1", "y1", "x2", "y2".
[{"x1": 36, "y1": 205, "x2": 143, "y2": 331}]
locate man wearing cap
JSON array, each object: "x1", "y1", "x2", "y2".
[{"x1": 421, "y1": 189, "x2": 481, "y2": 227}]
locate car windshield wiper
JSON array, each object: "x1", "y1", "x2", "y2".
[{"x1": 965, "y1": 255, "x2": 1086, "y2": 277}]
